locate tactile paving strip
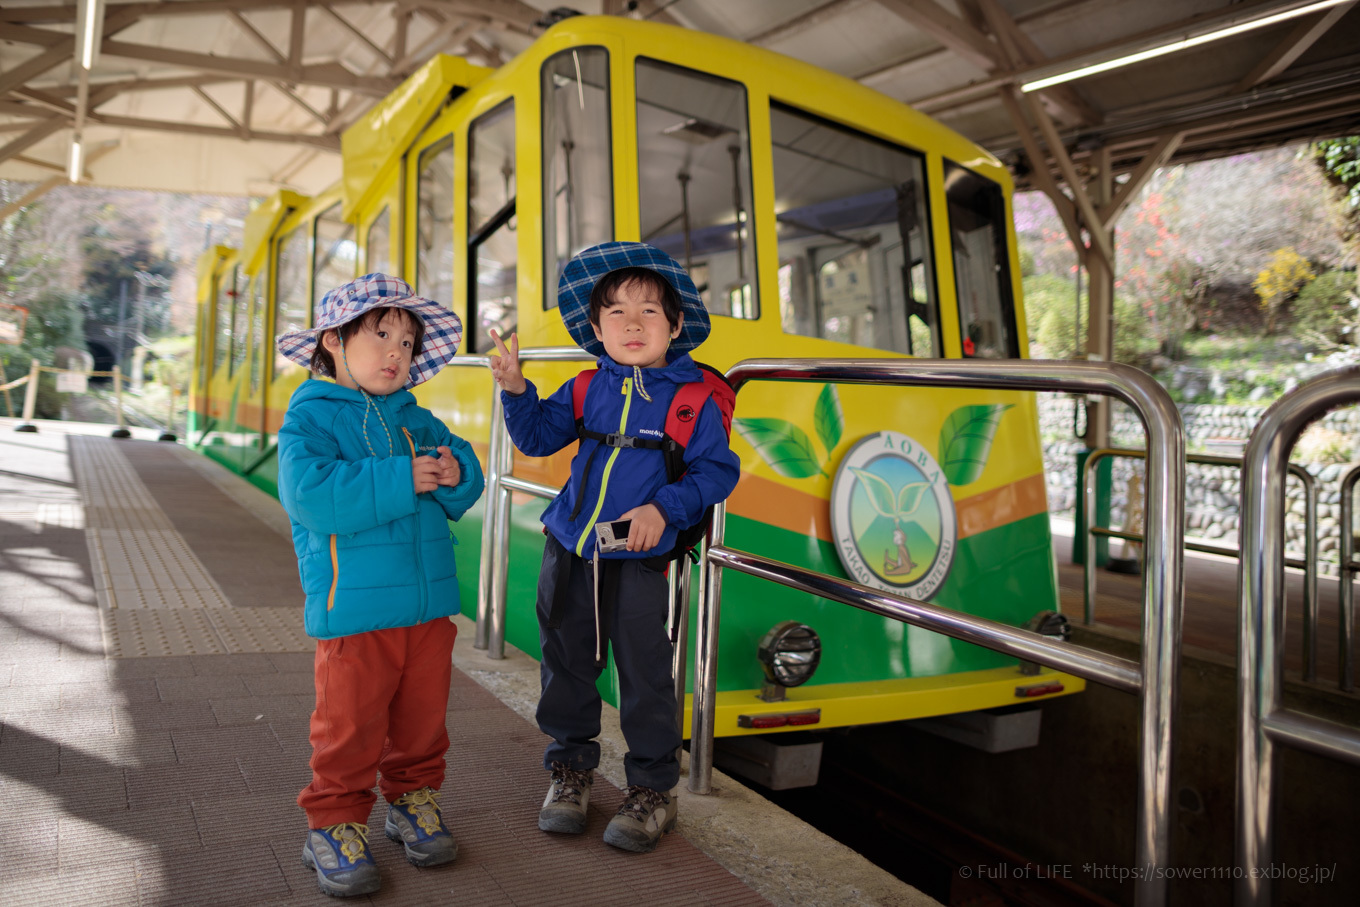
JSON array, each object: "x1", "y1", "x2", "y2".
[{"x1": 70, "y1": 437, "x2": 305, "y2": 658}]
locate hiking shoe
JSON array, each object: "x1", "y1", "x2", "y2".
[
  {"x1": 539, "y1": 762, "x2": 594, "y2": 834},
  {"x1": 302, "y1": 823, "x2": 380, "y2": 897},
  {"x1": 602, "y1": 786, "x2": 676, "y2": 853},
  {"x1": 384, "y1": 787, "x2": 457, "y2": 867}
]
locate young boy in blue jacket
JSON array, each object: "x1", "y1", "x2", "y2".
[
  {"x1": 275, "y1": 274, "x2": 484, "y2": 897},
  {"x1": 488, "y1": 242, "x2": 740, "y2": 853}
]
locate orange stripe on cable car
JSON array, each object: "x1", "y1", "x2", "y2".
[{"x1": 727, "y1": 472, "x2": 1048, "y2": 544}]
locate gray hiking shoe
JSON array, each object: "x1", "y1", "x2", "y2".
[
  {"x1": 539, "y1": 762, "x2": 594, "y2": 834},
  {"x1": 302, "y1": 823, "x2": 381, "y2": 898},
  {"x1": 602, "y1": 786, "x2": 676, "y2": 853},
  {"x1": 384, "y1": 786, "x2": 457, "y2": 867}
]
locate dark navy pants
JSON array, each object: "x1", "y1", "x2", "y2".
[{"x1": 535, "y1": 534, "x2": 681, "y2": 791}]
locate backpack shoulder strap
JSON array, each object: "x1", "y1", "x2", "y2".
[{"x1": 572, "y1": 369, "x2": 597, "y2": 427}]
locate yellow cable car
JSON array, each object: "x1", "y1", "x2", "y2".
[{"x1": 191, "y1": 15, "x2": 1082, "y2": 739}]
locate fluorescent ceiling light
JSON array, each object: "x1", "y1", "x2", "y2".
[
  {"x1": 69, "y1": 140, "x2": 83, "y2": 183},
  {"x1": 76, "y1": 0, "x2": 105, "y2": 71},
  {"x1": 1020, "y1": 0, "x2": 1350, "y2": 92}
]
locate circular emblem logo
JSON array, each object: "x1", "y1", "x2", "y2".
[
  {"x1": 676, "y1": 405, "x2": 696, "y2": 423},
  {"x1": 829, "y1": 431, "x2": 957, "y2": 600}
]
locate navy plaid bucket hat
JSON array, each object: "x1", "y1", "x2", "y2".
[
  {"x1": 557, "y1": 242, "x2": 710, "y2": 358},
  {"x1": 275, "y1": 273, "x2": 462, "y2": 389}
]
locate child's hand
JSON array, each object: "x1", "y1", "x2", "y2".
[
  {"x1": 435, "y1": 446, "x2": 461, "y2": 487},
  {"x1": 618, "y1": 503, "x2": 667, "y2": 552},
  {"x1": 488, "y1": 329, "x2": 527, "y2": 395},
  {"x1": 412, "y1": 456, "x2": 442, "y2": 494}
]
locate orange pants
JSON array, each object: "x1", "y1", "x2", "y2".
[{"x1": 298, "y1": 618, "x2": 458, "y2": 828}]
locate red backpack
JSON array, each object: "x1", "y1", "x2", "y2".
[{"x1": 569, "y1": 363, "x2": 735, "y2": 562}]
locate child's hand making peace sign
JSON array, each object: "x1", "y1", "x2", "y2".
[{"x1": 487, "y1": 329, "x2": 527, "y2": 395}]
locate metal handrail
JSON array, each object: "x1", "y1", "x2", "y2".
[
  {"x1": 442, "y1": 348, "x2": 595, "y2": 657},
  {"x1": 1080, "y1": 448, "x2": 1320, "y2": 681},
  {"x1": 1338, "y1": 464, "x2": 1359, "y2": 693},
  {"x1": 691, "y1": 358, "x2": 1184, "y2": 907},
  {"x1": 1237, "y1": 366, "x2": 1360, "y2": 905}
]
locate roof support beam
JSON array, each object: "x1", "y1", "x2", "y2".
[
  {"x1": 319, "y1": 5, "x2": 393, "y2": 67},
  {"x1": 0, "y1": 143, "x2": 116, "y2": 221},
  {"x1": 997, "y1": 88, "x2": 1083, "y2": 264},
  {"x1": 464, "y1": 37, "x2": 503, "y2": 68},
  {"x1": 1018, "y1": 88, "x2": 1114, "y2": 267},
  {"x1": 91, "y1": 113, "x2": 339, "y2": 149},
  {"x1": 192, "y1": 85, "x2": 242, "y2": 132},
  {"x1": 1099, "y1": 132, "x2": 1183, "y2": 232},
  {"x1": 747, "y1": 0, "x2": 861, "y2": 46},
  {"x1": 0, "y1": 118, "x2": 70, "y2": 167},
  {"x1": 289, "y1": 1, "x2": 307, "y2": 77},
  {"x1": 98, "y1": 39, "x2": 397, "y2": 95},
  {"x1": 874, "y1": 0, "x2": 1002, "y2": 72},
  {"x1": 973, "y1": 0, "x2": 1101, "y2": 125},
  {"x1": 229, "y1": 10, "x2": 287, "y2": 63},
  {"x1": 1234, "y1": 1, "x2": 1356, "y2": 91},
  {"x1": 0, "y1": 6, "x2": 141, "y2": 98},
  {"x1": 268, "y1": 82, "x2": 330, "y2": 127}
]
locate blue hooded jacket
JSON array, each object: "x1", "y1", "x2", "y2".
[
  {"x1": 278, "y1": 379, "x2": 484, "y2": 639},
  {"x1": 501, "y1": 352, "x2": 740, "y2": 560}
]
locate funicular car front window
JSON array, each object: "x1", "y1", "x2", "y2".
[
  {"x1": 214, "y1": 266, "x2": 236, "y2": 374},
  {"x1": 770, "y1": 102, "x2": 938, "y2": 356},
  {"x1": 228, "y1": 267, "x2": 246, "y2": 377},
  {"x1": 543, "y1": 47, "x2": 613, "y2": 311},
  {"x1": 416, "y1": 139, "x2": 455, "y2": 310},
  {"x1": 945, "y1": 161, "x2": 1019, "y2": 360},
  {"x1": 635, "y1": 58, "x2": 757, "y2": 319},
  {"x1": 367, "y1": 206, "x2": 390, "y2": 274},
  {"x1": 468, "y1": 100, "x2": 517, "y2": 355},
  {"x1": 274, "y1": 225, "x2": 309, "y2": 378},
  {"x1": 314, "y1": 201, "x2": 357, "y2": 309}
]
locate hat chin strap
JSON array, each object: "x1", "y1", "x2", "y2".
[{"x1": 339, "y1": 338, "x2": 394, "y2": 459}]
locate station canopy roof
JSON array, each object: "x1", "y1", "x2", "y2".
[{"x1": 1, "y1": 0, "x2": 1358, "y2": 200}]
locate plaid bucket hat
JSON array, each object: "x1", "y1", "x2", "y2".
[
  {"x1": 275, "y1": 273, "x2": 462, "y2": 389},
  {"x1": 557, "y1": 242, "x2": 710, "y2": 358}
]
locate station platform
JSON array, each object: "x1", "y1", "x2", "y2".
[{"x1": 0, "y1": 418, "x2": 929, "y2": 907}]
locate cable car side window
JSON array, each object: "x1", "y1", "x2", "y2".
[
  {"x1": 468, "y1": 100, "x2": 517, "y2": 355},
  {"x1": 366, "y1": 206, "x2": 390, "y2": 274},
  {"x1": 215, "y1": 265, "x2": 238, "y2": 376},
  {"x1": 247, "y1": 277, "x2": 265, "y2": 395},
  {"x1": 770, "y1": 103, "x2": 938, "y2": 356},
  {"x1": 636, "y1": 58, "x2": 757, "y2": 319},
  {"x1": 416, "y1": 138, "x2": 454, "y2": 309},
  {"x1": 314, "y1": 201, "x2": 357, "y2": 309},
  {"x1": 543, "y1": 47, "x2": 612, "y2": 311},
  {"x1": 274, "y1": 224, "x2": 309, "y2": 378},
  {"x1": 229, "y1": 266, "x2": 247, "y2": 378},
  {"x1": 944, "y1": 161, "x2": 1019, "y2": 359}
]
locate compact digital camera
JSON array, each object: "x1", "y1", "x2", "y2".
[{"x1": 594, "y1": 519, "x2": 632, "y2": 554}]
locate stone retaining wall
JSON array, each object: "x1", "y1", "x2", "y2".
[{"x1": 1039, "y1": 395, "x2": 1360, "y2": 577}]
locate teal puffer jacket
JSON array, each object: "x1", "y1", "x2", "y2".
[{"x1": 278, "y1": 379, "x2": 484, "y2": 639}]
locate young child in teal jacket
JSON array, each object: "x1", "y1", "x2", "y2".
[{"x1": 275, "y1": 274, "x2": 483, "y2": 898}]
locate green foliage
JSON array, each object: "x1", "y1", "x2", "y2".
[
  {"x1": 938, "y1": 404, "x2": 1012, "y2": 486},
  {"x1": 813, "y1": 383, "x2": 843, "y2": 457},
  {"x1": 1253, "y1": 247, "x2": 1315, "y2": 334},
  {"x1": 733, "y1": 417, "x2": 825, "y2": 478},
  {"x1": 1313, "y1": 137, "x2": 1360, "y2": 211},
  {"x1": 0, "y1": 289, "x2": 86, "y2": 418},
  {"x1": 1032, "y1": 285, "x2": 1152, "y2": 365},
  {"x1": 1292, "y1": 270, "x2": 1357, "y2": 347}
]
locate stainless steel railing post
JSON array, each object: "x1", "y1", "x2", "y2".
[
  {"x1": 486, "y1": 388, "x2": 513, "y2": 658},
  {"x1": 689, "y1": 504, "x2": 726, "y2": 795},
  {"x1": 1340, "y1": 465, "x2": 1360, "y2": 694},
  {"x1": 689, "y1": 358, "x2": 1183, "y2": 906},
  {"x1": 670, "y1": 559, "x2": 692, "y2": 744},
  {"x1": 1236, "y1": 365, "x2": 1360, "y2": 906}
]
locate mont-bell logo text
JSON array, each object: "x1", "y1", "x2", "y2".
[{"x1": 676, "y1": 405, "x2": 697, "y2": 423}]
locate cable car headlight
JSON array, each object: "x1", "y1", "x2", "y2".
[{"x1": 757, "y1": 621, "x2": 821, "y2": 701}]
